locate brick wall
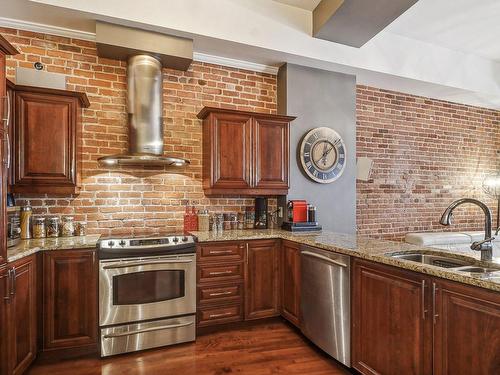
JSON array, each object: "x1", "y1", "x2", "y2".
[
  {"x1": 3, "y1": 28, "x2": 500, "y2": 240},
  {"x1": 2, "y1": 28, "x2": 277, "y2": 236},
  {"x1": 357, "y1": 85, "x2": 500, "y2": 240}
]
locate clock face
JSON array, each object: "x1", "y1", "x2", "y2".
[{"x1": 299, "y1": 127, "x2": 346, "y2": 184}]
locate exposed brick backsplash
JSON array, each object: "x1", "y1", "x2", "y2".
[
  {"x1": 2, "y1": 28, "x2": 277, "y2": 236},
  {"x1": 356, "y1": 85, "x2": 500, "y2": 240},
  {"x1": 3, "y1": 28, "x2": 499, "y2": 240}
]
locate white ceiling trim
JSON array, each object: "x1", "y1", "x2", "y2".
[{"x1": 0, "y1": 16, "x2": 278, "y2": 74}]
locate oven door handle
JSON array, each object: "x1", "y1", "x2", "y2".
[
  {"x1": 103, "y1": 259, "x2": 193, "y2": 269},
  {"x1": 103, "y1": 321, "x2": 194, "y2": 338}
]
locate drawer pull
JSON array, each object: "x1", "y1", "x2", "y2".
[
  {"x1": 209, "y1": 250, "x2": 234, "y2": 255},
  {"x1": 209, "y1": 291, "x2": 233, "y2": 297},
  {"x1": 209, "y1": 312, "x2": 233, "y2": 319},
  {"x1": 209, "y1": 270, "x2": 233, "y2": 276}
]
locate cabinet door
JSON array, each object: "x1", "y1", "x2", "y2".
[
  {"x1": 433, "y1": 280, "x2": 500, "y2": 375},
  {"x1": 42, "y1": 250, "x2": 97, "y2": 351},
  {"x1": 0, "y1": 52, "x2": 6, "y2": 266},
  {"x1": 0, "y1": 265, "x2": 8, "y2": 375},
  {"x1": 245, "y1": 240, "x2": 280, "y2": 320},
  {"x1": 280, "y1": 240, "x2": 300, "y2": 326},
  {"x1": 208, "y1": 112, "x2": 252, "y2": 190},
  {"x1": 352, "y1": 259, "x2": 432, "y2": 375},
  {"x1": 7, "y1": 255, "x2": 37, "y2": 375},
  {"x1": 13, "y1": 91, "x2": 78, "y2": 193},
  {"x1": 253, "y1": 118, "x2": 289, "y2": 191}
]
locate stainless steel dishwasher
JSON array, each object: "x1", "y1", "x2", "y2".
[{"x1": 300, "y1": 245, "x2": 350, "y2": 367}]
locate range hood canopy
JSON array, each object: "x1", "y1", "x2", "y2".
[{"x1": 96, "y1": 23, "x2": 192, "y2": 167}]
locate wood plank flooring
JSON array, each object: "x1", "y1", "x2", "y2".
[{"x1": 27, "y1": 319, "x2": 352, "y2": 375}]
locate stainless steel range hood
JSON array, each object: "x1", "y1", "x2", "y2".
[{"x1": 96, "y1": 23, "x2": 192, "y2": 167}]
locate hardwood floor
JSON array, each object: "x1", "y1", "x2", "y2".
[{"x1": 27, "y1": 319, "x2": 352, "y2": 375}]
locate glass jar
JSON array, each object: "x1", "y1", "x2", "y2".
[
  {"x1": 223, "y1": 213, "x2": 231, "y2": 230},
  {"x1": 197, "y1": 210, "x2": 210, "y2": 232},
  {"x1": 237, "y1": 212, "x2": 245, "y2": 230},
  {"x1": 33, "y1": 217, "x2": 46, "y2": 239},
  {"x1": 46, "y1": 217, "x2": 60, "y2": 238},
  {"x1": 230, "y1": 213, "x2": 238, "y2": 230},
  {"x1": 61, "y1": 217, "x2": 75, "y2": 237},
  {"x1": 245, "y1": 207, "x2": 255, "y2": 229},
  {"x1": 76, "y1": 221, "x2": 87, "y2": 236}
]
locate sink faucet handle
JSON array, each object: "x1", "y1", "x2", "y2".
[{"x1": 471, "y1": 237, "x2": 495, "y2": 251}]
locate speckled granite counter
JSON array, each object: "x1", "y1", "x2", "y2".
[
  {"x1": 190, "y1": 229, "x2": 500, "y2": 292},
  {"x1": 7, "y1": 235, "x2": 101, "y2": 263}
]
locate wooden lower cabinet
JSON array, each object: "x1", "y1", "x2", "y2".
[
  {"x1": 245, "y1": 240, "x2": 280, "y2": 320},
  {"x1": 6, "y1": 255, "x2": 37, "y2": 375},
  {"x1": 280, "y1": 240, "x2": 300, "y2": 326},
  {"x1": 352, "y1": 258, "x2": 432, "y2": 375},
  {"x1": 41, "y1": 249, "x2": 97, "y2": 355},
  {"x1": 433, "y1": 279, "x2": 500, "y2": 375},
  {"x1": 1, "y1": 265, "x2": 10, "y2": 375}
]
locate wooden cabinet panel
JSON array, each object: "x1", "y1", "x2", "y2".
[
  {"x1": 198, "y1": 242, "x2": 245, "y2": 263},
  {"x1": 198, "y1": 262, "x2": 244, "y2": 284},
  {"x1": 0, "y1": 265, "x2": 8, "y2": 375},
  {"x1": 254, "y1": 118, "x2": 289, "y2": 190},
  {"x1": 198, "y1": 282, "x2": 243, "y2": 306},
  {"x1": 245, "y1": 240, "x2": 280, "y2": 320},
  {"x1": 197, "y1": 303, "x2": 243, "y2": 327},
  {"x1": 0, "y1": 51, "x2": 8, "y2": 267},
  {"x1": 433, "y1": 279, "x2": 500, "y2": 375},
  {"x1": 280, "y1": 240, "x2": 300, "y2": 326},
  {"x1": 352, "y1": 259, "x2": 432, "y2": 375},
  {"x1": 198, "y1": 107, "x2": 295, "y2": 196},
  {"x1": 7, "y1": 255, "x2": 37, "y2": 375},
  {"x1": 10, "y1": 85, "x2": 88, "y2": 195},
  {"x1": 42, "y1": 249, "x2": 97, "y2": 352}
]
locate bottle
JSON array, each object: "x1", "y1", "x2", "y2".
[
  {"x1": 191, "y1": 206, "x2": 198, "y2": 231},
  {"x1": 183, "y1": 206, "x2": 190, "y2": 233},
  {"x1": 20, "y1": 202, "x2": 33, "y2": 240}
]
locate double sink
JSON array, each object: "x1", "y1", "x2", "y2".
[{"x1": 386, "y1": 251, "x2": 500, "y2": 281}]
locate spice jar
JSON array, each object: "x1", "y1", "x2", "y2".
[
  {"x1": 197, "y1": 210, "x2": 210, "y2": 232},
  {"x1": 33, "y1": 217, "x2": 46, "y2": 239},
  {"x1": 61, "y1": 217, "x2": 75, "y2": 237},
  {"x1": 230, "y1": 213, "x2": 238, "y2": 230},
  {"x1": 76, "y1": 221, "x2": 87, "y2": 236},
  {"x1": 223, "y1": 213, "x2": 231, "y2": 230},
  {"x1": 237, "y1": 212, "x2": 245, "y2": 230},
  {"x1": 245, "y1": 207, "x2": 255, "y2": 229},
  {"x1": 46, "y1": 217, "x2": 60, "y2": 238}
]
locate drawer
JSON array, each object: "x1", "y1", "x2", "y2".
[
  {"x1": 198, "y1": 282, "x2": 243, "y2": 306},
  {"x1": 197, "y1": 243, "x2": 245, "y2": 263},
  {"x1": 197, "y1": 304, "x2": 243, "y2": 327},
  {"x1": 198, "y1": 263, "x2": 243, "y2": 283}
]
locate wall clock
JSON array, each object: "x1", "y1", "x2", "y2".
[{"x1": 299, "y1": 127, "x2": 346, "y2": 184}]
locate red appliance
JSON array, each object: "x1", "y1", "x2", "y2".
[{"x1": 288, "y1": 200, "x2": 308, "y2": 223}]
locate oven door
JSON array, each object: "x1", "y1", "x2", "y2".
[{"x1": 99, "y1": 254, "x2": 196, "y2": 326}]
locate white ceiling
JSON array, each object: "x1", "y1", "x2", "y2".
[
  {"x1": 272, "y1": 0, "x2": 321, "y2": 11},
  {"x1": 387, "y1": 0, "x2": 500, "y2": 62}
]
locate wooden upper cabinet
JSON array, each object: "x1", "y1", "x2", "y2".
[
  {"x1": 433, "y1": 279, "x2": 500, "y2": 375},
  {"x1": 11, "y1": 85, "x2": 89, "y2": 195},
  {"x1": 352, "y1": 258, "x2": 432, "y2": 375},
  {"x1": 198, "y1": 107, "x2": 295, "y2": 196}
]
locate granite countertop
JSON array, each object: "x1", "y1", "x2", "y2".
[
  {"x1": 190, "y1": 229, "x2": 500, "y2": 292},
  {"x1": 7, "y1": 235, "x2": 101, "y2": 263}
]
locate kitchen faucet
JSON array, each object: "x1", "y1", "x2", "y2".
[{"x1": 439, "y1": 198, "x2": 494, "y2": 261}]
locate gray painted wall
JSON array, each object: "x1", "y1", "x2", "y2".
[{"x1": 278, "y1": 64, "x2": 356, "y2": 234}]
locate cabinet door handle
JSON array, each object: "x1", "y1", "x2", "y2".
[
  {"x1": 4, "y1": 132, "x2": 11, "y2": 169},
  {"x1": 421, "y1": 280, "x2": 427, "y2": 319},
  {"x1": 432, "y1": 282, "x2": 438, "y2": 324},
  {"x1": 10, "y1": 268, "x2": 16, "y2": 296},
  {"x1": 3, "y1": 270, "x2": 11, "y2": 301},
  {"x1": 1, "y1": 94, "x2": 9, "y2": 127},
  {"x1": 209, "y1": 270, "x2": 233, "y2": 276},
  {"x1": 209, "y1": 312, "x2": 232, "y2": 319},
  {"x1": 209, "y1": 291, "x2": 233, "y2": 297}
]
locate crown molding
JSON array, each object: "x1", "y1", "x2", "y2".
[{"x1": 0, "y1": 17, "x2": 278, "y2": 74}]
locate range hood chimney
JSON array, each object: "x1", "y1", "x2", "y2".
[{"x1": 96, "y1": 22, "x2": 192, "y2": 167}]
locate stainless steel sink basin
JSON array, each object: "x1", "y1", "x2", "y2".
[{"x1": 387, "y1": 252, "x2": 475, "y2": 268}]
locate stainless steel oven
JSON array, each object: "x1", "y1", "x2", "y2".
[{"x1": 98, "y1": 235, "x2": 197, "y2": 357}]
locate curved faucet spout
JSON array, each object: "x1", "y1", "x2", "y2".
[{"x1": 439, "y1": 198, "x2": 493, "y2": 261}]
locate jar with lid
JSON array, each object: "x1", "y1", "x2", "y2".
[
  {"x1": 61, "y1": 217, "x2": 75, "y2": 237},
  {"x1": 237, "y1": 212, "x2": 245, "y2": 230},
  {"x1": 197, "y1": 210, "x2": 210, "y2": 232},
  {"x1": 46, "y1": 217, "x2": 60, "y2": 238},
  {"x1": 76, "y1": 221, "x2": 87, "y2": 236},
  {"x1": 223, "y1": 213, "x2": 231, "y2": 230},
  {"x1": 33, "y1": 217, "x2": 46, "y2": 239},
  {"x1": 20, "y1": 203, "x2": 33, "y2": 239},
  {"x1": 245, "y1": 207, "x2": 255, "y2": 229},
  {"x1": 230, "y1": 213, "x2": 238, "y2": 230}
]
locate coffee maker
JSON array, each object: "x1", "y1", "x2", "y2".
[{"x1": 254, "y1": 197, "x2": 268, "y2": 229}]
